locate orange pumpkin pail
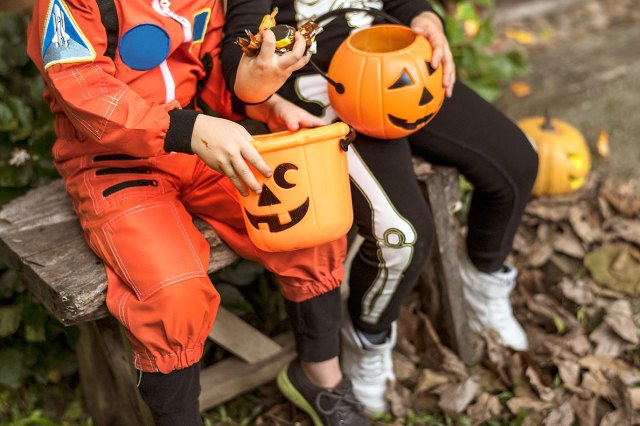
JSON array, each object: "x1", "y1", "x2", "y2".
[
  {"x1": 327, "y1": 24, "x2": 445, "y2": 140},
  {"x1": 239, "y1": 122, "x2": 354, "y2": 252}
]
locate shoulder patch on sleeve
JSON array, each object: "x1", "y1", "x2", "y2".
[
  {"x1": 41, "y1": 0, "x2": 96, "y2": 70},
  {"x1": 191, "y1": 9, "x2": 211, "y2": 45}
]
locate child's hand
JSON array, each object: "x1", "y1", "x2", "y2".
[
  {"x1": 410, "y1": 11, "x2": 456, "y2": 97},
  {"x1": 246, "y1": 94, "x2": 326, "y2": 132},
  {"x1": 234, "y1": 30, "x2": 311, "y2": 104},
  {"x1": 190, "y1": 114, "x2": 272, "y2": 196}
]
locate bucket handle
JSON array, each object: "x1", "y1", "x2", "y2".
[
  {"x1": 340, "y1": 126, "x2": 356, "y2": 151},
  {"x1": 308, "y1": 8, "x2": 405, "y2": 94}
]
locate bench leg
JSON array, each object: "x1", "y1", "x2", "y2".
[
  {"x1": 76, "y1": 317, "x2": 154, "y2": 426},
  {"x1": 417, "y1": 167, "x2": 479, "y2": 364}
]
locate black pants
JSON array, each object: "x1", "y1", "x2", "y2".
[{"x1": 280, "y1": 78, "x2": 538, "y2": 354}]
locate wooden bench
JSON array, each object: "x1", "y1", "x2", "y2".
[{"x1": 0, "y1": 161, "x2": 472, "y2": 425}]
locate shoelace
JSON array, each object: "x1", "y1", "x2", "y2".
[
  {"x1": 491, "y1": 297, "x2": 516, "y2": 323},
  {"x1": 356, "y1": 350, "x2": 389, "y2": 380},
  {"x1": 315, "y1": 389, "x2": 365, "y2": 417}
]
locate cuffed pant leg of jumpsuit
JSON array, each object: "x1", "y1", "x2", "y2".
[{"x1": 62, "y1": 151, "x2": 346, "y2": 421}]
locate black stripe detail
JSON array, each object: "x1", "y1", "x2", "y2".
[
  {"x1": 93, "y1": 153, "x2": 141, "y2": 162},
  {"x1": 96, "y1": 167, "x2": 151, "y2": 176},
  {"x1": 103, "y1": 179, "x2": 158, "y2": 197},
  {"x1": 96, "y1": 0, "x2": 119, "y2": 60}
]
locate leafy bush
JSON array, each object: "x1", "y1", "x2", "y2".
[
  {"x1": 430, "y1": 0, "x2": 529, "y2": 102},
  {"x1": 0, "y1": 10, "x2": 57, "y2": 204}
]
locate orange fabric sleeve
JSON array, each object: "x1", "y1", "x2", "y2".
[
  {"x1": 196, "y1": 0, "x2": 242, "y2": 121},
  {"x1": 27, "y1": 0, "x2": 180, "y2": 158}
]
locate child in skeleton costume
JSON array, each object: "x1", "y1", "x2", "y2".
[
  {"x1": 222, "y1": 0, "x2": 538, "y2": 417},
  {"x1": 28, "y1": 0, "x2": 371, "y2": 425}
]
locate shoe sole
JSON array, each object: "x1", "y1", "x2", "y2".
[{"x1": 276, "y1": 365, "x2": 323, "y2": 426}]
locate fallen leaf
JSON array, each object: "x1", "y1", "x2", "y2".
[
  {"x1": 599, "y1": 179, "x2": 640, "y2": 218},
  {"x1": 393, "y1": 351, "x2": 418, "y2": 383},
  {"x1": 589, "y1": 323, "x2": 631, "y2": 358},
  {"x1": 506, "y1": 396, "x2": 552, "y2": 414},
  {"x1": 553, "y1": 224, "x2": 586, "y2": 258},
  {"x1": 526, "y1": 367, "x2": 555, "y2": 402},
  {"x1": 581, "y1": 370, "x2": 614, "y2": 399},
  {"x1": 595, "y1": 128, "x2": 610, "y2": 159},
  {"x1": 559, "y1": 277, "x2": 595, "y2": 305},
  {"x1": 584, "y1": 244, "x2": 640, "y2": 295},
  {"x1": 604, "y1": 216, "x2": 640, "y2": 246},
  {"x1": 568, "y1": 205, "x2": 602, "y2": 244},
  {"x1": 433, "y1": 376, "x2": 480, "y2": 414},
  {"x1": 510, "y1": 81, "x2": 532, "y2": 97},
  {"x1": 414, "y1": 368, "x2": 450, "y2": 394},
  {"x1": 464, "y1": 19, "x2": 479, "y2": 37},
  {"x1": 466, "y1": 392, "x2": 502, "y2": 426},
  {"x1": 543, "y1": 400, "x2": 575, "y2": 426},
  {"x1": 569, "y1": 395, "x2": 599, "y2": 426},
  {"x1": 505, "y1": 28, "x2": 537, "y2": 45},
  {"x1": 386, "y1": 381, "x2": 412, "y2": 419},
  {"x1": 604, "y1": 300, "x2": 639, "y2": 344},
  {"x1": 599, "y1": 409, "x2": 628, "y2": 426},
  {"x1": 579, "y1": 356, "x2": 640, "y2": 386}
]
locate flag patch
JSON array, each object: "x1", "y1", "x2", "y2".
[
  {"x1": 41, "y1": 0, "x2": 95, "y2": 69},
  {"x1": 192, "y1": 9, "x2": 211, "y2": 45}
]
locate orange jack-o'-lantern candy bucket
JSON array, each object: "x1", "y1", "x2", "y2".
[
  {"x1": 239, "y1": 122, "x2": 355, "y2": 252},
  {"x1": 327, "y1": 24, "x2": 445, "y2": 140}
]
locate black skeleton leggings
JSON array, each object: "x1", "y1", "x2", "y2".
[{"x1": 280, "y1": 79, "x2": 538, "y2": 347}]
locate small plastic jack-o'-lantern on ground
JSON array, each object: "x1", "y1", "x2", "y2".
[
  {"x1": 327, "y1": 24, "x2": 445, "y2": 140},
  {"x1": 238, "y1": 122, "x2": 354, "y2": 252},
  {"x1": 518, "y1": 112, "x2": 591, "y2": 196}
]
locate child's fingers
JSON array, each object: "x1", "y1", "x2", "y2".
[
  {"x1": 298, "y1": 113, "x2": 325, "y2": 128},
  {"x1": 241, "y1": 144, "x2": 272, "y2": 179},
  {"x1": 220, "y1": 162, "x2": 250, "y2": 196},
  {"x1": 290, "y1": 32, "x2": 307, "y2": 58},
  {"x1": 258, "y1": 30, "x2": 276, "y2": 58}
]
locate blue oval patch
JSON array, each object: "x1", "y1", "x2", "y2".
[{"x1": 119, "y1": 24, "x2": 170, "y2": 71}]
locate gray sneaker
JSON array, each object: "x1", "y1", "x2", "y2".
[
  {"x1": 459, "y1": 254, "x2": 528, "y2": 351},
  {"x1": 277, "y1": 360, "x2": 370, "y2": 426}
]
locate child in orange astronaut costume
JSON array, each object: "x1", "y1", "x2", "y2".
[{"x1": 27, "y1": 0, "x2": 364, "y2": 424}]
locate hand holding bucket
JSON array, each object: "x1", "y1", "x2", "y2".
[{"x1": 238, "y1": 122, "x2": 355, "y2": 252}]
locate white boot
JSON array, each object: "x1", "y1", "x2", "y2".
[
  {"x1": 340, "y1": 315, "x2": 396, "y2": 415},
  {"x1": 460, "y1": 254, "x2": 529, "y2": 351}
]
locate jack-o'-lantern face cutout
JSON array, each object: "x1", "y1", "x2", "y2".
[
  {"x1": 385, "y1": 62, "x2": 440, "y2": 131},
  {"x1": 328, "y1": 25, "x2": 445, "y2": 139},
  {"x1": 243, "y1": 163, "x2": 310, "y2": 232}
]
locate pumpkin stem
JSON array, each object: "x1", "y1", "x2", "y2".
[{"x1": 542, "y1": 109, "x2": 554, "y2": 131}]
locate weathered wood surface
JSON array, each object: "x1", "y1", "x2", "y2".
[
  {"x1": 0, "y1": 179, "x2": 239, "y2": 325},
  {"x1": 200, "y1": 333, "x2": 296, "y2": 410},
  {"x1": 209, "y1": 307, "x2": 283, "y2": 364},
  {"x1": 415, "y1": 165, "x2": 475, "y2": 364}
]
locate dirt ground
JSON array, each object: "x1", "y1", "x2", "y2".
[{"x1": 493, "y1": 0, "x2": 640, "y2": 188}]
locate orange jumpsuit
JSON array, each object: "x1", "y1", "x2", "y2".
[{"x1": 27, "y1": 0, "x2": 345, "y2": 373}]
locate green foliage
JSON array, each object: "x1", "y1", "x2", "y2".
[
  {"x1": 430, "y1": 0, "x2": 529, "y2": 102},
  {"x1": 0, "y1": 266, "x2": 90, "y2": 424},
  {"x1": 0, "y1": 11, "x2": 57, "y2": 203}
]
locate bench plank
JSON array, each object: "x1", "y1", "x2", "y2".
[
  {"x1": 199, "y1": 332, "x2": 296, "y2": 410},
  {"x1": 209, "y1": 307, "x2": 283, "y2": 364}
]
